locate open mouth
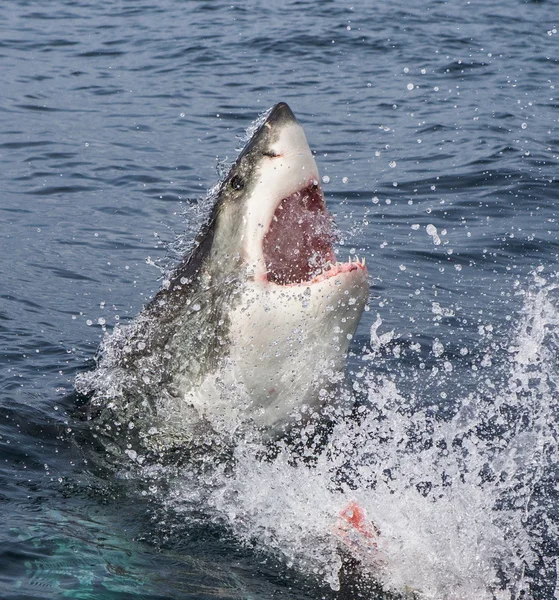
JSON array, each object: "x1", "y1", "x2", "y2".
[{"x1": 262, "y1": 183, "x2": 365, "y2": 286}]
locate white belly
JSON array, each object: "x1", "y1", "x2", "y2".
[{"x1": 184, "y1": 267, "x2": 368, "y2": 435}]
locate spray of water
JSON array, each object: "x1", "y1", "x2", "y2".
[{"x1": 160, "y1": 276, "x2": 559, "y2": 599}]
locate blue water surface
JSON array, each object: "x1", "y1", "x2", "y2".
[{"x1": 1, "y1": 1, "x2": 558, "y2": 598}]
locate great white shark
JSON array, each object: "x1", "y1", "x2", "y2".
[{"x1": 77, "y1": 102, "x2": 369, "y2": 457}]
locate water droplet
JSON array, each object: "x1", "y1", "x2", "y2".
[{"x1": 433, "y1": 339, "x2": 444, "y2": 357}]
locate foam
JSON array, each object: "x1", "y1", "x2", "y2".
[{"x1": 162, "y1": 276, "x2": 559, "y2": 598}]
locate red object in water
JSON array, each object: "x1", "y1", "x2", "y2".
[{"x1": 337, "y1": 501, "x2": 379, "y2": 545}]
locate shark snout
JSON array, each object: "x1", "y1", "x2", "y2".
[{"x1": 265, "y1": 102, "x2": 298, "y2": 129}]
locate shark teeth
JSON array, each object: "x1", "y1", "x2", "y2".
[
  {"x1": 349, "y1": 256, "x2": 366, "y2": 267},
  {"x1": 324, "y1": 256, "x2": 366, "y2": 270},
  {"x1": 260, "y1": 255, "x2": 367, "y2": 286}
]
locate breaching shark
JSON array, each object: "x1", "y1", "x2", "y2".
[{"x1": 76, "y1": 102, "x2": 369, "y2": 457}]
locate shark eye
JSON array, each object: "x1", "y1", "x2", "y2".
[
  {"x1": 263, "y1": 151, "x2": 279, "y2": 158},
  {"x1": 230, "y1": 175, "x2": 244, "y2": 191}
]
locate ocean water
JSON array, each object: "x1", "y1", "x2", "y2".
[{"x1": 1, "y1": 0, "x2": 559, "y2": 598}]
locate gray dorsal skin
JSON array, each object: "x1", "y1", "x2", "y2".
[{"x1": 76, "y1": 103, "x2": 369, "y2": 459}]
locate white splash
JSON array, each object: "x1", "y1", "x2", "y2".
[
  {"x1": 240, "y1": 105, "x2": 275, "y2": 145},
  {"x1": 163, "y1": 277, "x2": 559, "y2": 599}
]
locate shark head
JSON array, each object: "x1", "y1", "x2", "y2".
[
  {"x1": 200, "y1": 102, "x2": 366, "y2": 291},
  {"x1": 162, "y1": 103, "x2": 370, "y2": 435}
]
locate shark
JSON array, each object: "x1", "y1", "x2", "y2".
[{"x1": 76, "y1": 102, "x2": 369, "y2": 457}]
